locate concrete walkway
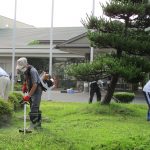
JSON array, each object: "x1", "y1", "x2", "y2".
[
  {"x1": 42, "y1": 90, "x2": 146, "y2": 104},
  {"x1": 42, "y1": 90, "x2": 90, "y2": 103}
]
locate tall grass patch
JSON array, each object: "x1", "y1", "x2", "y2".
[{"x1": 0, "y1": 101, "x2": 149, "y2": 150}]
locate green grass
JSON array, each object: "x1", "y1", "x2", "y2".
[{"x1": 0, "y1": 101, "x2": 150, "y2": 150}]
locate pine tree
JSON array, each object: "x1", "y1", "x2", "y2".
[{"x1": 66, "y1": 0, "x2": 150, "y2": 104}]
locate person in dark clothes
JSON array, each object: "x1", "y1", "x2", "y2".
[{"x1": 89, "y1": 80, "x2": 101, "y2": 104}]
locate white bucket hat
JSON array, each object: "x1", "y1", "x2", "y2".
[{"x1": 16, "y1": 57, "x2": 28, "y2": 72}]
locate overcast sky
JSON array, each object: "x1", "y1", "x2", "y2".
[{"x1": 0, "y1": 0, "x2": 107, "y2": 27}]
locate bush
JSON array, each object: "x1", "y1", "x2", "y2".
[
  {"x1": 13, "y1": 92, "x2": 24, "y2": 109},
  {"x1": 13, "y1": 92, "x2": 23, "y2": 102},
  {"x1": 0, "y1": 99, "x2": 13, "y2": 127},
  {"x1": 113, "y1": 92, "x2": 135, "y2": 103},
  {"x1": 8, "y1": 92, "x2": 22, "y2": 111}
]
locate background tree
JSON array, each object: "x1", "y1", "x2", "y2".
[{"x1": 66, "y1": 0, "x2": 150, "y2": 104}]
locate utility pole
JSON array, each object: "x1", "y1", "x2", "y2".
[
  {"x1": 48, "y1": 0, "x2": 54, "y2": 100},
  {"x1": 12, "y1": 0, "x2": 17, "y2": 91},
  {"x1": 90, "y1": 0, "x2": 95, "y2": 63}
]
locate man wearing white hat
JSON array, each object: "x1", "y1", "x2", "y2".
[
  {"x1": 0, "y1": 67, "x2": 10, "y2": 100},
  {"x1": 16, "y1": 57, "x2": 42, "y2": 132}
]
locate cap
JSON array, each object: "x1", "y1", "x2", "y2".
[{"x1": 16, "y1": 57, "x2": 27, "y2": 70}]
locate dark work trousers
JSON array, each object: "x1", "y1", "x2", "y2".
[
  {"x1": 89, "y1": 82, "x2": 101, "y2": 103},
  {"x1": 143, "y1": 91, "x2": 150, "y2": 121},
  {"x1": 29, "y1": 85, "x2": 42, "y2": 124}
]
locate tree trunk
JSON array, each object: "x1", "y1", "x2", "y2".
[{"x1": 101, "y1": 74, "x2": 119, "y2": 104}]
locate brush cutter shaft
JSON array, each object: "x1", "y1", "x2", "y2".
[{"x1": 24, "y1": 103, "x2": 27, "y2": 134}]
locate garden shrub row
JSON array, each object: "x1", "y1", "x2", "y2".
[
  {"x1": 0, "y1": 92, "x2": 23, "y2": 127},
  {"x1": 0, "y1": 98, "x2": 13, "y2": 127},
  {"x1": 8, "y1": 92, "x2": 23, "y2": 111}
]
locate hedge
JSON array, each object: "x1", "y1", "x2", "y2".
[
  {"x1": 113, "y1": 92, "x2": 135, "y2": 103},
  {"x1": 0, "y1": 99, "x2": 13, "y2": 127},
  {"x1": 8, "y1": 92, "x2": 23, "y2": 111}
]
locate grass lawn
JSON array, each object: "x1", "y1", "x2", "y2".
[{"x1": 0, "y1": 100, "x2": 150, "y2": 150}]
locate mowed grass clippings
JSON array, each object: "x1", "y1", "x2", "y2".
[{"x1": 0, "y1": 101, "x2": 150, "y2": 150}]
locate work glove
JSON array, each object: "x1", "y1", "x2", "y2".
[
  {"x1": 23, "y1": 95, "x2": 31, "y2": 102},
  {"x1": 22, "y1": 83, "x2": 28, "y2": 93}
]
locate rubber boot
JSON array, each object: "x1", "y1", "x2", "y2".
[
  {"x1": 26, "y1": 122, "x2": 36, "y2": 131},
  {"x1": 35, "y1": 111, "x2": 42, "y2": 129}
]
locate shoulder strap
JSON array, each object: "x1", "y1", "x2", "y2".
[{"x1": 26, "y1": 65, "x2": 32, "y2": 76}]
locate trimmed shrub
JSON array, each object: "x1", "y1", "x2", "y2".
[
  {"x1": 113, "y1": 92, "x2": 135, "y2": 103},
  {"x1": 8, "y1": 93, "x2": 22, "y2": 111},
  {"x1": 13, "y1": 92, "x2": 23, "y2": 102},
  {"x1": 13, "y1": 92, "x2": 24, "y2": 109},
  {"x1": 0, "y1": 99, "x2": 13, "y2": 127},
  {"x1": 8, "y1": 93, "x2": 18, "y2": 110}
]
